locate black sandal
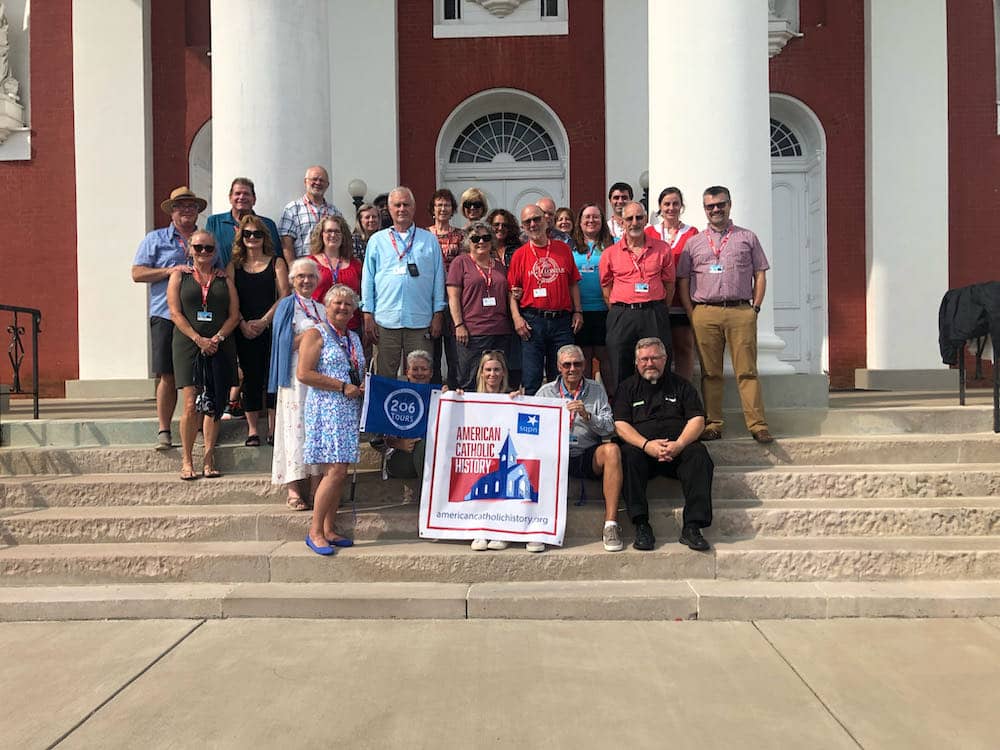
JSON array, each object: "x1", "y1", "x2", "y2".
[{"x1": 245, "y1": 435, "x2": 261, "y2": 447}]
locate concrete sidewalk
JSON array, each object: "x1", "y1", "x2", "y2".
[{"x1": 4, "y1": 618, "x2": 1000, "y2": 749}]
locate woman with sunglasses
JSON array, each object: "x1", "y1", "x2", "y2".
[
  {"x1": 351, "y1": 203, "x2": 380, "y2": 265},
  {"x1": 645, "y1": 187, "x2": 699, "y2": 380},
  {"x1": 447, "y1": 220, "x2": 513, "y2": 390},
  {"x1": 486, "y1": 208, "x2": 521, "y2": 266},
  {"x1": 269, "y1": 258, "x2": 327, "y2": 511},
  {"x1": 167, "y1": 230, "x2": 240, "y2": 481},
  {"x1": 570, "y1": 203, "x2": 615, "y2": 390},
  {"x1": 228, "y1": 215, "x2": 290, "y2": 447},
  {"x1": 459, "y1": 187, "x2": 488, "y2": 226}
]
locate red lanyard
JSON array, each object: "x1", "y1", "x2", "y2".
[
  {"x1": 473, "y1": 258, "x2": 494, "y2": 291},
  {"x1": 585, "y1": 240, "x2": 599, "y2": 265},
  {"x1": 390, "y1": 228, "x2": 416, "y2": 262},
  {"x1": 530, "y1": 242, "x2": 550, "y2": 263},
  {"x1": 704, "y1": 226, "x2": 733, "y2": 259},
  {"x1": 328, "y1": 323, "x2": 359, "y2": 370},
  {"x1": 303, "y1": 196, "x2": 328, "y2": 223},
  {"x1": 558, "y1": 377, "x2": 584, "y2": 428},
  {"x1": 627, "y1": 243, "x2": 651, "y2": 278},
  {"x1": 191, "y1": 268, "x2": 212, "y2": 310},
  {"x1": 295, "y1": 294, "x2": 323, "y2": 323}
]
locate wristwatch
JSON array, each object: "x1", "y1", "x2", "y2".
[{"x1": 752, "y1": 305, "x2": 761, "y2": 314}]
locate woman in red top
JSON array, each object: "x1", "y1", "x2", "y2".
[
  {"x1": 308, "y1": 215, "x2": 362, "y2": 333},
  {"x1": 646, "y1": 187, "x2": 699, "y2": 380}
]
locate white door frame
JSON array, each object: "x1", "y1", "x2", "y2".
[
  {"x1": 769, "y1": 93, "x2": 829, "y2": 374},
  {"x1": 436, "y1": 88, "x2": 569, "y2": 210}
]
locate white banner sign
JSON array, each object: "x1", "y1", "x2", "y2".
[{"x1": 418, "y1": 391, "x2": 569, "y2": 545}]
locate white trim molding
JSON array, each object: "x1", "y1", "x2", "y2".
[{"x1": 769, "y1": 0, "x2": 802, "y2": 57}]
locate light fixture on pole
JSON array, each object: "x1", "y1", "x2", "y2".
[
  {"x1": 348, "y1": 178, "x2": 368, "y2": 210},
  {"x1": 638, "y1": 170, "x2": 649, "y2": 213}
]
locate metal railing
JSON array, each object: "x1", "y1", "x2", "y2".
[{"x1": 1, "y1": 303, "x2": 42, "y2": 420}]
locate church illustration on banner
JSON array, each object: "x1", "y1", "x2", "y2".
[{"x1": 464, "y1": 432, "x2": 539, "y2": 503}]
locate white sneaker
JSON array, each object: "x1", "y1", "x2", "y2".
[
  {"x1": 526, "y1": 542, "x2": 545, "y2": 553},
  {"x1": 487, "y1": 540, "x2": 509, "y2": 550},
  {"x1": 603, "y1": 523, "x2": 624, "y2": 552},
  {"x1": 471, "y1": 538, "x2": 488, "y2": 551}
]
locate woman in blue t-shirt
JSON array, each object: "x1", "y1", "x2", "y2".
[{"x1": 570, "y1": 203, "x2": 614, "y2": 392}]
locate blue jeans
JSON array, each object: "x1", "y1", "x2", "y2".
[{"x1": 519, "y1": 311, "x2": 574, "y2": 394}]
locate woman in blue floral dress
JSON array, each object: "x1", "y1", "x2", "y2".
[{"x1": 297, "y1": 284, "x2": 366, "y2": 555}]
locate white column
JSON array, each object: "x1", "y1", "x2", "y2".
[
  {"x1": 69, "y1": 0, "x2": 155, "y2": 396},
  {"x1": 604, "y1": 0, "x2": 648, "y2": 210},
  {"x1": 210, "y1": 0, "x2": 332, "y2": 221},
  {"x1": 648, "y1": 0, "x2": 792, "y2": 375},
  {"x1": 863, "y1": 0, "x2": 949, "y2": 382},
  {"x1": 329, "y1": 1, "x2": 398, "y2": 211}
]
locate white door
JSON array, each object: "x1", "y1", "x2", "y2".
[
  {"x1": 443, "y1": 176, "x2": 565, "y2": 218},
  {"x1": 771, "y1": 171, "x2": 811, "y2": 372},
  {"x1": 771, "y1": 162, "x2": 827, "y2": 374}
]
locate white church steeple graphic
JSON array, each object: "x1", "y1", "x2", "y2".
[{"x1": 463, "y1": 432, "x2": 539, "y2": 502}]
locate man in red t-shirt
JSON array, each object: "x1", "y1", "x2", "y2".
[{"x1": 508, "y1": 204, "x2": 583, "y2": 394}]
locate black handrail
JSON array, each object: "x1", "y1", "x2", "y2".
[{"x1": 0, "y1": 303, "x2": 42, "y2": 420}]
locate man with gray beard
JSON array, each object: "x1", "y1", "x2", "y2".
[{"x1": 613, "y1": 337, "x2": 713, "y2": 551}]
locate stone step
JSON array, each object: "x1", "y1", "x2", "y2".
[
  {"x1": 3, "y1": 463, "x2": 1000, "y2": 509},
  {"x1": 3, "y1": 536, "x2": 1000, "y2": 586},
  {"x1": 3, "y1": 433, "x2": 999, "y2": 476},
  {"x1": 2, "y1": 497, "x2": 998, "y2": 544},
  {"x1": 3, "y1": 401, "x2": 996, "y2": 448},
  {"x1": 3, "y1": 579, "x2": 1000, "y2": 622}
]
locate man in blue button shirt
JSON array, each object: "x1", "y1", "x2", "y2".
[
  {"x1": 204, "y1": 177, "x2": 280, "y2": 268},
  {"x1": 361, "y1": 186, "x2": 446, "y2": 377},
  {"x1": 131, "y1": 186, "x2": 206, "y2": 450}
]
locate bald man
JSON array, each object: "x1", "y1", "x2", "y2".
[{"x1": 278, "y1": 165, "x2": 343, "y2": 267}]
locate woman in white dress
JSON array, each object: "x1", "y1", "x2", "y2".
[{"x1": 268, "y1": 258, "x2": 327, "y2": 509}]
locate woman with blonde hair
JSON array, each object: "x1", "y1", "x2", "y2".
[
  {"x1": 351, "y1": 203, "x2": 380, "y2": 264},
  {"x1": 459, "y1": 187, "x2": 488, "y2": 226}
]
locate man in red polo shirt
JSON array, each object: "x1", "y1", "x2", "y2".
[
  {"x1": 508, "y1": 204, "x2": 583, "y2": 394},
  {"x1": 598, "y1": 201, "x2": 674, "y2": 394}
]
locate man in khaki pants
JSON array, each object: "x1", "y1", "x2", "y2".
[{"x1": 676, "y1": 186, "x2": 773, "y2": 443}]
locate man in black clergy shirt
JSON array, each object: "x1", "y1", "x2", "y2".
[{"x1": 613, "y1": 337, "x2": 714, "y2": 551}]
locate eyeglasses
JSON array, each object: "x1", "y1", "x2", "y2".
[
  {"x1": 637, "y1": 354, "x2": 667, "y2": 363},
  {"x1": 191, "y1": 244, "x2": 216, "y2": 253},
  {"x1": 463, "y1": 201, "x2": 484, "y2": 210},
  {"x1": 559, "y1": 360, "x2": 584, "y2": 369},
  {"x1": 623, "y1": 215, "x2": 646, "y2": 223},
  {"x1": 522, "y1": 216, "x2": 543, "y2": 225},
  {"x1": 469, "y1": 234, "x2": 492, "y2": 244},
  {"x1": 174, "y1": 202, "x2": 199, "y2": 211},
  {"x1": 492, "y1": 223, "x2": 508, "y2": 231},
  {"x1": 292, "y1": 273, "x2": 318, "y2": 280},
  {"x1": 704, "y1": 201, "x2": 730, "y2": 211},
  {"x1": 241, "y1": 230, "x2": 265, "y2": 240},
  {"x1": 322, "y1": 229, "x2": 343, "y2": 235}
]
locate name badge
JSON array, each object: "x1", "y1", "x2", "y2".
[
  {"x1": 407, "y1": 263, "x2": 420, "y2": 277},
  {"x1": 634, "y1": 282, "x2": 649, "y2": 294},
  {"x1": 533, "y1": 288, "x2": 548, "y2": 298},
  {"x1": 393, "y1": 265, "x2": 407, "y2": 275},
  {"x1": 482, "y1": 296, "x2": 497, "y2": 307},
  {"x1": 581, "y1": 266, "x2": 596, "y2": 274},
  {"x1": 569, "y1": 434, "x2": 579, "y2": 444},
  {"x1": 197, "y1": 310, "x2": 214, "y2": 322},
  {"x1": 709, "y1": 264, "x2": 724, "y2": 274}
]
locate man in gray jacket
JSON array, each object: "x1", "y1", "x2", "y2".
[{"x1": 537, "y1": 345, "x2": 624, "y2": 551}]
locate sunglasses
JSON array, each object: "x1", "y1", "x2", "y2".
[
  {"x1": 463, "y1": 201, "x2": 484, "y2": 210},
  {"x1": 241, "y1": 230, "x2": 265, "y2": 240},
  {"x1": 492, "y1": 223, "x2": 509, "y2": 230},
  {"x1": 469, "y1": 234, "x2": 492, "y2": 244},
  {"x1": 192, "y1": 244, "x2": 216, "y2": 253},
  {"x1": 704, "y1": 201, "x2": 730, "y2": 211},
  {"x1": 522, "y1": 216, "x2": 543, "y2": 225},
  {"x1": 559, "y1": 360, "x2": 585, "y2": 369}
]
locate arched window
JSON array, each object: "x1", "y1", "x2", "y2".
[
  {"x1": 449, "y1": 112, "x2": 558, "y2": 163},
  {"x1": 770, "y1": 118, "x2": 803, "y2": 157}
]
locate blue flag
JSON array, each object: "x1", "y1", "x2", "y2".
[{"x1": 359, "y1": 374, "x2": 435, "y2": 438}]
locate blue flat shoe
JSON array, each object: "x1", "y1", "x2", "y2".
[
  {"x1": 327, "y1": 537, "x2": 354, "y2": 548},
  {"x1": 305, "y1": 536, "x2": 335, "y2": 556}
]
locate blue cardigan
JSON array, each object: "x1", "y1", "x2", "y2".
[{"x1": 268, "y1": 295, "x2": 299, "y2": 393}]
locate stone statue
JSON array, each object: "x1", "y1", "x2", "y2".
[{"x1": 0, "y1": 1, "x2": 26, "y2": 145}]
